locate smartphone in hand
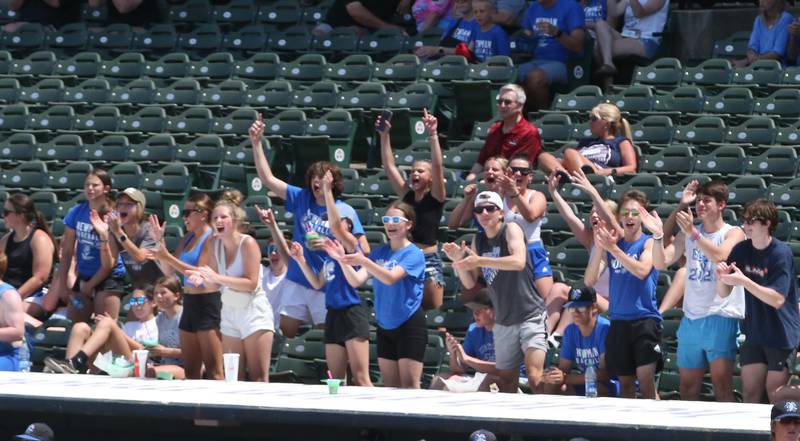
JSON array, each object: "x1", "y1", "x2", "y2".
[{"x1": 377, "y1": 109, "x2": 393, "y2": 132}]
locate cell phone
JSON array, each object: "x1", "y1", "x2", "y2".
[
  {"x1": 555, "y1": 170, "x2": 572, "y2": 187},
  {"x1": 377, "y1": 109, "x2": 393, "y2": 132}
]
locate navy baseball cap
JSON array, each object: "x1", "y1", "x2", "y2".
[
  {"x1": 773, "y1": 400, "x2": 800, "y2": 421},
  {"x1": 15, "y1": 423, "x2": 54, "y2": 441},
  {"x1": 469, "y1": 429, "x2": 497, "y2": 441},
  {"x1": 564, "y1": 286, "x2": 597, "y2": 308}
]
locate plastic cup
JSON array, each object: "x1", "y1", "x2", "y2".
[
  {"x1": 223, "y1": 353, "x2": 240, "y2": 382},
  {"x1": 323, "y1": 378, "x2": 342, "y2": 394},
  {"x1": 132, "y1": 349, "x2": 148, "y2": 379}
]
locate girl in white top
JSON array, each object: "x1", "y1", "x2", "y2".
[
  {"x1": 257, "y1": 207, "x2": 290, "y2": 331},
  {"x1": 187, "y1": 201, "x2": 274, "y2": 382}
]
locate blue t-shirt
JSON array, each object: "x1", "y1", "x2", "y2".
[
  {"x1": 462, "y1": 323, "x2": 495, "y2": 361},
  {"x1": 0, "y1": 283, "x2": 19, "y2": 363},
  {"x1": 748, "y1": 11, "x2": 793, "y2": 63},
  {"x1": 63, "y1": 202, "x2": 126, "y2": 279},
  {"x1": 285, "y1": 185, "x2": 365, "y2": 289},
  {"x1": 441, "y1": 17, "x2": 477, "y2": 43},
  {"x1": 583, "y1": 0, "x2": 607, "y2": 23},
  {"x1": 727, "y1": 238, "x2": 800, "y2": 349},
  {"x1": 370, "y1": 243, "x2": 424, "y2": 330},
  {"x1": 470, "y1": 24, "x2": 511, "y2": 62},
  {"x1": 607, "y1": 234, "x2": 661, "y2": 321},
  {"x1": 577, "y1": 136, "x2": 627, "y2": 168},
  {"x1": 560, "y1": 316, "x2": 610, "y2": 373},
  {"x1": 521, "y1": 0, "x2": 585, "y2": 62},
  {"x1": 321, "y1": 257, "x2": 361, "y2": 310}
]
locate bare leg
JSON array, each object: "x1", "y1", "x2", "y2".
[
  {"x1": 24, "y1": 302, "x2": 45, "y2": 320},
  {"x1": 397, "y1": 358, "x2": 423, "y2": 389},
  {"x1": 709, "y1": 357, "x2": 735, "y2": 402},
  {"x1": 65, "y1": 322, "x2": 92, "y2": 359},
  {"x1": 544, "y1": 281, "x2": 568, "y2": 335},
  {"x1": 67, "y1": 291, "x2": 92, "y2": 323},
  {"x1": 679, "y1": 368, "x2": 705, "y2": 401},
  {"x1": 326, "y1": 343, "x2": 350, "y2": 381},
  {"x1": 525, "y1": 347, "x2": 547, "y2": 393},
  {"x1": 767, "y1": 369, "x2": 791, "y2": 403},
  {"x1": 280, "y1": 315, "x2": 304, "y2": 338},
  {"x1": 243, "y1": 330, "x2": 273, "y2": 382},
  {"x1": 536, "y1": 152, "x2": 567, "y2": 175},
  {"x1": 636, "y1": 361, "x2": 658, "y2": 399},
  {"x1": 525, "y1": 68, "x2": 551, "y2": 112},
  {"x1": 593, "y1": 20, "x2": 618, "y2": 68},
  {"x1": 378, "y1": 358, "x2": 401, "y2": 388},
  {"x1": 422, "y1": 279, "x2": 443, "y2": 311},
  {"x1": 345, "y1": 337, "x2": 373, "y2": 387},
  {"x1": 497, "y1": 368, "x2": 520, "y2": 393},
  {"x1": 95, "y1": 291, "x2": 121, "y2": 321},
  {"x1": 562, "y1": 148, "x2": 599, "y2": 174},
  {"x1": 79, "y1": 318, "x2": 131, "y2": 360},
  {"x1": 198, "y1": 328, "x2": 224, "y2": 380},
  {"x1": 180, "y1": 331, "x2": 203, "y2": 379},
  {"x1": 618, "y1": 375, "x2": 637, "y2": 398},
  {"x1": 742, "y1": 363, "x2": 768, "y2": 403}
]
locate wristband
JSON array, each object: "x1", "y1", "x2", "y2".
[
  {"x1": 689, "y1": 228, "x2": 701, "y2": 242},
  {"x1": 652, "y1": 235, "x2": 663, "y2": 241}
]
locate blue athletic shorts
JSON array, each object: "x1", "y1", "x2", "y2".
[
  {"x1": 677, "y1": 315, "x2": 739, "y2": 369},
  {"x1": 518, "y1": 59, "x2": 569, "y2": 85},
  {"x1": 0, "y1": 350, "x2": 19, "y2": 372},
  {"x1": 528, "y1": 242, "x2": 553, "y2": 280}
]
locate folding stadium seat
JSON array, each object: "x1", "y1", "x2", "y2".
[
  {"x1": 775, "y1": 66, "x2": 800, "y2": 89},
  {"x1": 365, "y1": 230, "x2": 388, "y2": 248},
  {"x1": 391, "y1": 141, "x2": 431, "y2": 167},
  {"x1": 257, "y1": 0, "x2": 301, "y2": 27},
  {"x1": 154, "y1": 78, "x2": 201, "y2": 107},
  {"x1": 649, "y1": 86, "x2": 704, "y2": 120},
  {"x1": 540, "y1": 202, "x2": 580, "y2": 246},
  {"x1": 263, "y1": 109, "x2": 307, "y2": 137},
  {"x1": 143, "y1": 53, "x2": 191, "y2": 82},
  {"x1": 169, "y1": 0, "x2": 212, "y2": 25},
  {"x1": 279, "y1": 53, "x2": 326, "y2": 84},
  {"x1": 692, "y1": 145, "x2": 745, "y2": 177},
  {"x1": 673, "y1": 116, "x2": 726, "y2": 146},
  {"x1": 712, "y1": 30, "x2": 750, "y2": 59},
  {"x1": 129, "y1": 134, "x2": 178, "y2": 171},
  {"x1": 45, "y1": 22, "x2": 88, "y2": 53},
  {"x1": 753, "y1": 89, "x2": 800, "y2": 119},
  {"x1": 0, "y1": 78, "x2": 20, "y2": 104},
  {"x1": 387, "y1": 83, "x2": 435, "y2": 112},
  {"x1": 631, "y1": 58, "x2": 682, "y2": 89},
  {"x1": 117, "y1": 107, "x2": 167, "y2": 136},
  {"x1": 28, "y1": 190, "x2": 59, "y2": 221},
  {"x1": 62, "y1": 78, "x2": 111, "y2": 105},
  {"x1": 245, "y1": 79, "x2": 293, "y2": 109},
  {"x1": 200, "y1": 79, "x2": 246, "y2": 108},
  {"x1": 166, "y1": 107, "x2": 213, "y2": 136},
  {"x1": 19, "y1": 78, "x2": 65, "y2": 105},
  {"x1": 337, "y1": 81, "x2": 386, "y2": 110},
  {"x1": 773, "y1": 210, "x2": 795, "y2": 241},
  {"x1": 731, "y1": 59, "x2": 782, "y2": 88},
  {"x1": 108, "y1": 161, "x2": 143, "y2": 188},
  {"x1": 218, "y1": 142, "x2": 258, "y2": 192},
  {"x1": 176, "y1": 134, "x2": 224, "y2": 188},
  {"x1": 606, "y1": 85, "x2": 655, "y2": 115},
  {"x1": 9, "y1": 50, "x2": 56, "y2": 77},
  {"x1": 290, "y1": 81, "x2": 339, "y2": 114},
  {"x1": 267, "y1": 25, "x2": 312, "y2": 54},
  {"x1": 419, "y1": 55, "x2": 469, "y2": 83},
  {"x1": 211, "y1": 107, "x2": 258, "y2": 138},
  {"x1": 46, "y1": 161, "x2": 92, "y2": 199},
  {"x1": 98, "y1": 52, "x2": 146, "y2": 82},
  {"x1": 699, "y1": 87, "x2": 754, "y2": 117},
  {"x1": 661, "y1": 175, "x2": 711, "y2": 204},
  {"x1": 358, "y1": 28, "x2": 407, "y2": 62},
  {"x1": 776, "y1": 121, "x2": 800, "y2": 145},
  {"x1": 88, "y1": 23, "x2": 133, "y2": 54},
  {"x1": 0, "y1": 133, "x2": 35, "y2": 168},
  {"x1": 548, "y1": 85, "x2": 603, "y2": 116},
  {"x1": 83, "y1": 135, "x2": 129, "y2": 166},
  {"x1": 471, "y1": 120, "x2": 495, "y2": 140},
  {"x1": 357, "y1": 171, "x2": 400, "y2": 200},
  {"x1": 630, "y1": 114, "x2": 674, "y2": 146},
  {"x1": 221, "y1": 24, "x2": 267, "y2": 54},
  {"x1": 681, "y1": 58, "x2": 733, "y2": 87},
  {"x1": 178, "y1": 24, "x2": 222, "y2": 57},
  {"x1": 726, "y1": 176, "x2": 767, "y2": 206},
  {"x1": 372, "y1": 54, "x2": 420, "y2": 85},
  {"x1": 609, "y1": 174, "x2": 663, "y2": 203},
  {"x1": 535, "y1": 113, "x2": 573, "y2": 143},
  {"x1": 640, "y1": 144, "x2": 694, "y2": 182},
  {"x1": 188, "y1": 51, "x2": 235, "y2": 81},
  {"x1": 769, "y1": 178, "x2": 800, "y2": 211},
  {"x1": 746, "y1": 147, "x2": 797, "y2": 182},
  {"x1": 143, "y1": 164, "x2": 193, "y2": 199},
  {"x1": 404, "y1": 27, "x2": 443, "y2": 53},
  {"x1": 549, "y1": 237, "x2": 590, "y2": 275},
  {"x1": 0, "y1": 103, "x2": 28, "y2": 132},
  {"x1": 442, "y1": 149, "x2": 479, "y2": 172},
  {"x1": 312, "y1": 27, "x2": 360, "y2": 59},
  {"x1": 28, "y1": 105, "x2": 74, "y2": 134},
  {"x1": 339, "y1": 168, "x2": 360, "y2": 195},
  {"x1": 35, "y1": 134, "x2": 83, "y2": 166},
  {"x1": 109, "y1": 78, "x2": 156, "y2": 108},
  {"x1": 2, "y1": 23, "x2": 45, "y2": 51},
  {"x1": 213, "y1": 0, "x2": 256, "y2": 26},
  {"x1": 289, "y1": 135, "x2": 332, "y2": 185},
  {"x1": 131, "y1": 23, "x2": 177, "y2": 54},
  {"x1": 0, "y1": 51, "x2": 11, "y2": 75},
  {"x1": 723, "y1": 116, "x2": 776, "y2": 145},
  {"x1": 466, "y1": 56, "x2": 517, "y2": 84},
  {"x1": 324, "y1": 54, "x2": 373, "y2": 83},
  {"x1": 305, "y1": 109, "x2": 357, "y2": 168},
  {"x1": 0, "y1": 161, "x2": 47, "y2": 192},
  {"x1": 233, "y1": 52, "x2": 281, "y2": 85},
  {"x1": 52, "y1": 52, "x2": 102, "y2": 82}
]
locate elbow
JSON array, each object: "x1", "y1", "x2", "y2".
[
  {"x1": 512, "y1": 259, "x2": 526, "y2": 272},
  {"x1": 653, "y1": 261, "x2": 667, "y2": 271},
  {"x1": 772, "y1": 296, "x2": 786, "y2": 309}
]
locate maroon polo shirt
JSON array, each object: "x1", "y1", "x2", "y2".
[{"x1": 476, "y1": 117, "x2": 543, "y2": 166}]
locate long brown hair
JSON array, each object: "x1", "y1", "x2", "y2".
[
  {"x1": 7, "y1": 193, "x2": 55, "y2": 246},
  {"x1": 386, "y1": 200, "x2": 416, "y2": 241}
]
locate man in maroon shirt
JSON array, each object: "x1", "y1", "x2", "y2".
[{"x1": 466, "y1": 84, "x2": 563, "y2": 181}]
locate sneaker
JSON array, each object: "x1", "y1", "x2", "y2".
[
  {"x1": 43, "y1": 356, "x2": 78, "y2": 374},
  {"x1": 547, "y1": 333, "x2": 561, "y2": 350}
]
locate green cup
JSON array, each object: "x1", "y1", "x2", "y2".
[{"x1": 323, "y1": 378, "x2": 342, "y2": 394}]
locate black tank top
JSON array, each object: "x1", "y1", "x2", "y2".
[
  {"x1": 4, "y1": 231, "x2": 35, "y2": 289},
  {"x1": 403, "y1": 190, "x2": 444, "y2": 247}
]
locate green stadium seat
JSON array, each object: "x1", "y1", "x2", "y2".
[
  {"x1": 28, "y1": 105, "x2": 74, "y2": 133},
  {"x1": 661, "y1": 175, "x2": 712, "y2": 204},
  {"x1": 35, "y1": 134, "x2": 83, "y2": 165},
  {"x1": 535, "y1": 113, "x2": 573, "y2": 143},
  {"x1": 419, "y1": 55, "x2": 469, "y2": 83},
  {"x1": 726, "y1": 176, "x2": 767, "y2": 206},
  {"x1": 166, "y1": 107, "x2": 213, "y2": 135},
  {"x1": 337, "y1": 81, "x2": 386, "y2": 109},
  {"x1": 673, "y1": 116, "x2": 726, "y2": 145},
  {"x1": 442, "y1": 150, "x2": 479, "y2": 171},
  {"x1": 312, "y1": 26, "x2": 360, "y2": 57},
  {"x1": 387, "y1": 82, "x2": 436, "y2": 112},
  {"x1": 2, "y1": 23, "x2": 45, "y2": 51},
  {"x1": 610, "y1": 173, "x2": 663, "y2": 203},
  {"x1": 700, "y1": 87, "x2": 754, "y2": 117},
  {"x1": 211, "y1": 107, "x2": 258, "y2": 139},
  {"x1": 83, "y1": 135, "x2": 130, "y2": 166},
  {"x1": 404, "y1": 26, "x2": 443, "y2": 53},
  {"x1": 731, "y1": 59, "x2": 782, "y2": 88},
  {"x1": 117, "y1": 106, "x2": 167, "y2": 135},
  {"x1": 649, "y1": 85, "x2": 704, "y2": 119},
  {"x1": 257, "y1": 0, "x2": 300, "y2": 27},
  {"x1": 452, "y1": 80, "x2": 496, "y2": 137},
  {"x1": 88, "y1": 23, "x2": 133, "y2": 53},
  {"x1": 154, "y1": 78, "x2": 201, "y2": 107},
  {"x1": 723, "y1": 116, "x2": 776, "y2": 145},
  {"x1": 108, "y1": 161, "x2": 143, "y2": 189},
  {"x1": 213, "y1": 0, "x2": 257, "y2": 25},
  {"x1": 129, "y1": 134, "x2": 177, "y2": 169},
  {"x1": 0, "y1": 161, "x2": 47, "y2": 191},
  {"x1": 267, "y1": 25, "x2": 312, "y2": 54},
  {"x1": 109, "y1": 78, "x2": 156, "y2": 108},
  {"x1": 201, "y1": 79, "x2": 246, "y2": 108},
  {"x1": 712, "y1": 31, "x2": 750, "y2": 59},
  {"x1": 0, "y1": 103, "x2": 28, "y2": 131},
  {"x1": 80, "y1": 3, "x2": 107, "y2": 23},
  {"x1": 46, "y1": 161, "x2": 92, "y2": 199},
  {"x1": 306, "y1": 109, "x2": 356, "y2": 168},
  {"x1": 682, "y1": 58, "x2": 733, "y2": 87},
  {"x1": 9, "y1": 50, "x2": 55, "y2": 77},
  {"x1": 775, "y1": 120, "x2": 800, "y2": 145},
  {"x1": 630, "y1": 114, "x2": 674, "y2": 146},
  {"x1": 221, "y1": 24, "x2": 267, "y2": 54},
  {"x1": 143, "y1": 164, "x2": 192, "y2": 197},
  {"x1": 548, "y1": 84, "x2": 603, "y2": 116},
  {"x1": 549, "y1": 237, "x2": 590, "y2": 273},
  {"x1": 245, "y1": 79, "x2": 293, "y2": 109},
  {"x1": 177, "y1": 135, "x2": 225, "y2": 188},
  {"x1": 0, "y1": 50, "x2": 11, "y2": 74},
  {"x1": 233, "y1": 52, "x2": 281, "y2": 85},
  {"x1": 0, "y1": 133, "x2": 35, "y2": 167},
  {"x1": 0, "y1": 78, "x2": 20, "y2": 104},
  {"x1": 178, "y1": 23, "x2": 222, "y2": 56},
  {"x1": 280, "y1": 53, "x2": 326, "y2": 84},
  {"x1": 631, "y1": 57, "x2": 682, "y2": 89},
  {"x1": 132, "y1": 23, "x2": 177, "y2": 54},
  {"x1": 357, "y1": 171, "x2": 398, "y2": 200},
  {"x1": 61, "y1": 79, "x2": 111, "y2": 105},
  {"x1": 746, "y1": 147, "x2": 797, "y2": 182},
  {"x1": 188, "y1": 51, "x2": 235, "y2": 80},
  {"x1": 770, "y1": 178, "x2": 800, "y2": 211},
  {"x1": 19, "y1": 78, "x2": 65, "y2": 105},
  {"x1": 99, "y1": 52, "x2": 145, "y2": 82},
  {"x1": 372, "y1": 53, "x2": 420, "y2": 85},
  {"x1": 290, "y1": 80, "x2": 339, "y2": 113},
  {"x1": 692, "y1": 145, "x2": 745, "y2": 177},
  {"x1": 264, "y1": 109, "x2": 307, "y2": 137},
  {"x1": 466, "y1": 55, "x2": 516, "y2": 84},
  {"x1": 289, "y1": 135, "x2": 330, "y2": 185},
  {"x1": 324, "y1": 53, "x2": 373, "y2": 83},
  {"x1": 144, "y1": 52, "x2": 191, "y2": 82},
  {"x1": 606, "y1": 85, "x2": 655, "y2": 115},
  {"x1": 640, "y1": 144, "x2": 694, "y2": 181},
  {"x1": 773, "y1": 210, "x2": 794, "y2": 241},
  {"x1": 540, "y1": 202, "x2": 580, "y2": 245},
  {"x1": 358, "y1": 27, "x2": 406, "y2": 61},
  {"x1": 753, "y1": 89, "x2": 800, "y2": 119},
  {"x1": 471, "y1": 119, "x2": 495, "y2": 140},
  {"x1": 169, "y1": 0, "x2": 212, "y2": 25},
  {"x1": 51, "y1": 51, "x2": 101, "y2": 79},
  {"x1": 774, "y1": 66, "x2": 800, "y2": 89},
  {"x1": 46, "y1": 22, "x2": 88, "y2": 53}
]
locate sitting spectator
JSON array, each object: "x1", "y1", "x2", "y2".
[
  {"x1": 786, "y1": 18, "x2": 800, "y2": 66},
  {"x1": 543, "y1": 286, "x2": 614, "y2": 396},
  {"x1": 519, "y1": 0, "x2": 585, "y2": 111},
  {"x1": 44, "y1": 288, "x2": 158, "y2": 374},
  {"x1": 2, "y1": 0, "x2": 80, "y2": 32},
  {"x1": 412, "y1": 0, "x2": 453, "y2": 33},
  {"x1": 0, "y1": 253, "x2": 25, "y2": 372},
  {"x1": 582, "y1": 0, "x2": 610, "y2": 32},
  {"x1": 429, "y1": 289, "x2": 502, "y2": 391},
  {"x1": 415, "y1": 0, "x2": 476, "y2": 59},
  {"x1": 493, "y1": 0, "x2": 526, "y2": 27},
  {"x1": 149, "y1": 276, "x2": 185, "y2": 380},
  {"x1": 469, "y1": 0, "x2": 511, "y2": 62},
  {"x1": 735, "y1": 0, "x2": 793, "y2": 67},
  {"x1": 559, "y1": 104, "x2": 638, "y2": 176},
  {"x1": 313, "y1": 0, "x2": 405, "y2": 36},
  {"x1": 593, "y1": 0, "x2": 669, "y2": 77},
  {"x1": 88, "y1": 0, "x2": 159, "y2": 28},
  {"x1": 770, "y1": 401, "x2": 800, "y2": 441}
]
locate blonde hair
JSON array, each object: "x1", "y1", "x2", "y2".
[
  {"x1": 214, "y1": 201, "x2": 246, "y2": 225},
  {"x1": 592, "y1": 103, "x2": 632, "y2": 140},
  {"x1": 485, "y1": 156, "x2": 509, "y2": 170}
]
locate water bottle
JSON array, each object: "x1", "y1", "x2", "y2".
[
  {"x1": 584, "y1": 360, "x2": 597, "y2": 398},
  {"x1": 18, "y1": 336, "x2": 30, "y2": 373}
]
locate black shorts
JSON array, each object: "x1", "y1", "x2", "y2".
[
  {"x1": 376, "y1": 308, "x2": 427, "y2": 362},
  {"x1": 72, "y1": 274, "x2": 126, "y2": 295},
  {"x1": 325, "y1": 303, "x2": 370, "y2": 345},
  {"x1": 606, "y1": 317, "x2": 663, "y2": 377},
  {"x1": 179, "y1": 291, "x2": 222, "y2": 332},
  {"x1": 740, "y1": 341, "x2": 793, "y2": 372}
]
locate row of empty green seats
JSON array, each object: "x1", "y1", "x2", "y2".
[{"x1": 632, "y1": 57, "x2": 800, "y2": 92}]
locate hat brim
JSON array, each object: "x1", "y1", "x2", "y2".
[
  {"x1": 564, "y1": 301, "x2": 594, "y2": 308},
  {"x1": 775, "y1": 413, "x2": 800, "y2": 421},
  {"x1": 15, "y1": 435, "x2": 43, "y2": 441},
  {"x1": 464, "y1": 302, "x2": 492, "y2": 310}
]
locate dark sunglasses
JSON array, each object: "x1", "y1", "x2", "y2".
[
  {"x1": 128, "y1": 297, "x2": 150, "y2": 306},
  {"x1": 182, "y1": 208, "x2": 204, "y2": 217},
  {"x1": 473, "y1": 205, "x2": 500, "y2": 214},
  {"x1": 742, "y1": 217, "x2": 766, "y2": 225},
  {"x1": 496, "y1": 98, "x2": 515, "y2": 106},
  {"x1": 3, "y1": 209, "x2": 16, "y2": 216},
  {"x1": 510, "y1": 166, "x2": 532, "y2": 176}
]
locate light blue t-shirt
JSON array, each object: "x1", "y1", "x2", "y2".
[
  {"x1": 748, "y1": 11, "x2": 793, "y2": 63},
  {"x1": 521, "y1": 0, "x2": 585, "y2": 62},
  {"x1": 285, "y1": 185, "x2": 365, "y2": 289},
  {"x1": 560, "y1": 315, "x2": 610, "y2": 373},
  {"x1": 607, "y1": 234, "x2": 661, "y2": 321},
  {"x1": 440, "y1": 16, "x2": 477, "y2": 43},
  {"x1": 63, "y1": 202, "x2": 126, "y2": 279},
  {"x1": 321, "y1": 257, "x2": 361, "y2": 310},
  {"x1": 370, "y1": 243, "x2": 424, "y2": 330},
  {"x1": 462, "y1": 322, "x2": 495, "y2": 361},
  {"x1": 470, "y1": 24, "x2": 511, "y2": 61}
]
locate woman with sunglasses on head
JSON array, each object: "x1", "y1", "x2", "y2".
[
  {"x1": 185, "y1": 200, "x2": 274, "y2": 382},
  {"x1": 559, "y1": 104, "x2": 637, "y2": 177},
  {"x1": 326, "y1": 201, "x2": 426, "y2": 389},
  {"x1": 0, "y1": 194, "x2": 55, "y2": 321},
  {"x1": 447, "y1": 156, "x2": 508, "y2": 229},
  {"x1": 250, "y1": 113, "x2": 369, "y2": 338},
  {"x1": 54, "y1": 170, "x2": 126, "y2": 324},
  {"x1": 377, "y1": 108, "x2": 446, "y2": 310},
  {"x1": 149, "y1": 193, "x2": 223, "y2": 380},
  {"x1": 44, "y1": 288, "x2": 158, "y2": 374}
]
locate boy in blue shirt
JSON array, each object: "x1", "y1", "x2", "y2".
[{"x1": 469, "y1": 0, "x2": 511, "y2": 62}]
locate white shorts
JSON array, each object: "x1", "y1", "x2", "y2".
[
  {"x1": 220, "y1": 294, "x2": 274, "y2": 339},
  {"x1": 280, "y1": 279, "x2": 327, "y2": 326}
]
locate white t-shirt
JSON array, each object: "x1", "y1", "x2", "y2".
[
  {"x1": 123, "y1": 317, "x2": 159, "y2": 345},
  {"x1": 262, "y1": 265, "x2": 288, "y2": 327}
]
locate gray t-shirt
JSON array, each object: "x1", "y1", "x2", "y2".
[
  {"x1": 156, "y1": 308, "x2": 183, "y2": 366},
  {"x1": 474, "y1": 224, "x2": 544, "y2": 326},
  {"x1": 116, "y1": 221, "x2": 164, "y2": 289}
]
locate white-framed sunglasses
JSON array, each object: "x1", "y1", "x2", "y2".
[{"x1": 382, "y1": 216, "x2": 409, "y2": 224}]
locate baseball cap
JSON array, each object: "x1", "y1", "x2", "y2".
[
  {"x1": 474, "y1": 191, "x2": 504, "y2": 211},
  {"x1": 469, "y1": 429, "x2": 497, "y2": 441},
  {"x1": 772, "y1": 400, "x2": 800, "y2": 421},
  {"x1": 15, "y1": 423, "x2": 54, "y2": 441},
  {"x1": 464, "y1": 288, "x2": 493, "y2": 310},
  {"x1": 564, "y1": 286, "x2": 597, "y2": 308},
  {"x1": 119, "y1": 187, "x2": 146, "y2": 211}
]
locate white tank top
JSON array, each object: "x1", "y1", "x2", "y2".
[
  {"x1": 216, "y1": 235, "x2": 247, "y2": 277},
  {"x1": 682, "y1": 223, "x2": 745, "y2": 320},
  {"x1": 622, "y1": 0, "x2": 669, "y2": 41},
  {"x1": 503, "y1": 191, "x2": 543, "y2": 244}
]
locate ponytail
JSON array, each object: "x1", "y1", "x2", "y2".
[{"x1": 619, "y1": 117, "x2": 633, "y2": 141}]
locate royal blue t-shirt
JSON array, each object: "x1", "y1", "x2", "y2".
[
  {"x1": 607, "y1": 234, "x2": 661, "y2": 321},
  {"x1": 63, "y1": 202, "x2": 126, "y2": 279},
  {"x1": 321, "y1": 257, "x2": 361, "y2": 310},
  {"x1": 748, "y1": 11, "x2": 793, "y2": 63},
  {"x1": 285, "y1": 185, "x2": 365, "y2": 289},
  {"x1": 560, "y1": 315, "x2": 610, "y2": 373},
  {"x1": 470, "y1": 24, "x2": 511, "y2": 62},
  {"x1": 583, "y1": 0, "x2": 607, "y2": 23},
  {"x1": 521, "y1": 0, "x2": 585, "y2": 62},
  {"x1": 463, "y1": 323, "x2": 495, "y2": 361},
  {"x1": 441, "y1": 17, "x2": 477, "y2": 43},
  {"x1": 727, "y1": 238, "x2": 800, "y2": 349},
  {"x1": 370, "y1": 243, "x2": 424, "y2": 330}
]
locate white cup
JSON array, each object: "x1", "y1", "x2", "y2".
[
  {"x1": 132, "y1": 349, "x2": 149, "y2": 379},
  {"x1": 223, "y1": 353, "x2": 240, "y2": 382}
]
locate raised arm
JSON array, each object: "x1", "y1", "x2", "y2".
[
  {"x1": 639, "y1": 208, "x2": 684, "y2": 270},
  {"x1": 423, "y1": 108, "x2": 446, "y2": 202},
  {"x1": 448, "y1": 184, "x2": 478, "y2": 229},
  {"x1": 443, "y1": 240, "x2": 480, "y2": 289},
  {"x1": 288, "y1": 241, "x2": 325, "y2": 290},
  {"x1": 547, "y1": 173, "x2": 592, "y2": 249},
  {"x1": 663, "y1": 180, "x2": 697, "y2": 244},
  {"x1": 323, "y1": 239, "x2": 369, "y2": 287},
  {"x1": 322, "y1": 171, "x2": 359, "y2": 252},
  {"x1": 570, "y1": 169, "x2": 622, "y2": 237},
  {"x1": 501, "y1": 174, "x2": 544, "y2": 223},
  {"x1": 258, "y1": 206, "x2": 290, "y2": 266},
  {"x1": 250, "y1": 114, "x2": 288, "y2": 200},
  {"x1": 585, "y1": 229, "x2": 609, "y2": 287},
  {"x1": 108, "y1": 213, "x2": 150, "y2": 263},
  {"x1": 376, "y1": 116, "x2": 407, "y2": 198}
]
